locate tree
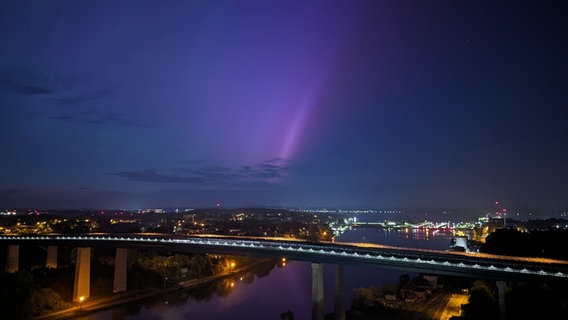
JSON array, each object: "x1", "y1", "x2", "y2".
[
  {"x1": 454, "y1": 281, "x2": 499, "y2": 320},
  {"x1": 398, "y1": 274, "x2": 410, "y2": 298},
  {"x1": 280, "y1": 309, "x2": 294, "y2": 320},
  {"x1": 28, "y1": 288, "x2": 70, "y2": 317},
  {"x1": 351, "y1": 287, "x2": 377, "y2": 310},
  {"x1": 0, "y1": 271, "x2": 34, "y2": 319}
]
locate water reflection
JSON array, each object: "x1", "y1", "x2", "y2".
[
  {"x1": 80, "y1": 259, "x2": 282, "y2": 319},
  {"x1": 81, "y1": 229, "x2": 452, "y2": 320},
  {"x1": 341, "y1": 227, "x2": 452, "y2": 249},
  {"x1": 82, "y1": 260, "x2": 314, "y2": 320}
]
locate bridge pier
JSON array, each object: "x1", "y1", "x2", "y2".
[
  {"x1": 5, "y1": 244, "x2": 19, "y2": 273},
  {"x1": 113, "y1": 248, "x2": 128, "y2": 293},
  {"x1": 496, "y1": 280, "x2": 506, "y2": 320},
  {"x1": 73, "y1": 247, "x2": 91, "y2": 302},
  {"x1": 46, "y1": 245, "x2": 57, "y2": 269},
  {"x1": 311, "y1": 263, "x2": 325, "y2": 320},
  {"x1": 334, "y1": 264, "x2": 345, "y2": 320}
]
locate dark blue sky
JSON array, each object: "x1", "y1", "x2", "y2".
[{"x1": 1, "y1": 1, "x2": 567, "y2": 211}]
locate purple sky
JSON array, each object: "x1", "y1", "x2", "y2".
[{"x1": 1, "y1": 1, "x2": 567, "y2": 211}]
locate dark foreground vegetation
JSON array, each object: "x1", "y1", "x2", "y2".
[
  {"x1": 0, "y1": 244, "x2": 276, "y2": 319},
  {"x1": 481, "y1": 228, "x2": 568, "y2": 260},
  {"x1": 449, "y1": 279, "x2": 568, "y2": 320},
  {"x1": 345, "y1": 276, "x2": 568, "y2": 320},
  {"x1": 344, "y1": 228, "x2": 568, "y2": 319}
]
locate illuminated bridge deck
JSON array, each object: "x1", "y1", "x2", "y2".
[{"x1": 2, "y1": 235, "x2": 568, "y2": 280}]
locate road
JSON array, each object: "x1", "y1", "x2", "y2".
[{"x1": 439, "y1": 293, "x2": 468, "y2": 320}]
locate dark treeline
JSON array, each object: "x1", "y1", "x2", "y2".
[
  {"x1": 450, "y1": 279, "x2": 568, "y2": 320},
  {"x1": 481, "y1": 228, "x2": 568, "y2": 259}
]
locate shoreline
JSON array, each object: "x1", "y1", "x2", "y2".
[{"x1": 35, "y1": 258, "x2": 274, "y2": 320}]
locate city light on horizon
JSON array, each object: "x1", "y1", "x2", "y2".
[{"x1": 1, "y1": 2, "x2": 567, "y2": 319}]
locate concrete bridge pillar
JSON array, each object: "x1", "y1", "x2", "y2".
[
  {"x1": 334, "y1": 264, "x2": 345, "y2": 320},
  {"x1": 5, "y1": 244, "x2": 19, "y2": 273},
  {"x1": 113, "y1": 248, "x2": 128, "y2": 293},
  {"x1": 46, "y1": 245, "x2": 57, "y2": 269},
  {"x1": 73, "y1": 247, "x2": 91, "y2": 302},
  {"x1": 311, "y1": 262, "x2": 325, "y2": 320},
  {"x1": 496, "y1": 280, "x2": 506, "y2": 320}
]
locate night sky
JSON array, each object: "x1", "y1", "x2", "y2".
[{"x1": 1, "y1": 1, "x2": 567, "y2": 211}]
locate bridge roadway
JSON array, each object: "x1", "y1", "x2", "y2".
[{"x1": 2, "y1": 234, "x2": 568, "y2": 280}]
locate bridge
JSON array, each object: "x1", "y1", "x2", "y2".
[{"x1": 3, "y1": 234, "x2": 568, "y2": 320}]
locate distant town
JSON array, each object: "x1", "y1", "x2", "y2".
[
  {"x1": 1, "y1": 206, "x2": 567, "y2": 247},
  {"x1": 2, "y1": 206, "x2": 568, "y2": 319}
]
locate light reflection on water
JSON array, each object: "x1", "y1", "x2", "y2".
[{"x1": 80, "y1": 229, "x2": 452, "y2": 320}]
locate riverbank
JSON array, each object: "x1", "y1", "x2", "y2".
[
  {"x1": 35, "y1": 258, "x2": 274, "y2": 320},
  {"x1": 344, "y1": 291, "x2": 461, "y2": 320}
]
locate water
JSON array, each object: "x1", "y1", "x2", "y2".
[{"x1": 80, "y1": 228, "x2": 452, "y2": 319}]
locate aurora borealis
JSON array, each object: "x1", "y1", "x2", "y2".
[{"x1": 1, "y1": 1, "x2": 567, "y2": 211}]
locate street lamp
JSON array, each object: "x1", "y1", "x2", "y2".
[{"x1": 79, "y1": 296, "x2": 85, "y2": 311}]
